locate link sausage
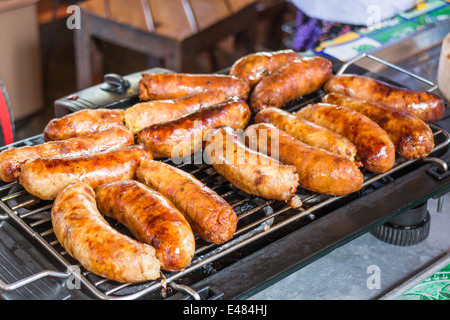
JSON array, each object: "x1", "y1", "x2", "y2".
[
  {"x1": 245, "y1": 123, "x2": 363, "y2": 196},
  {"x1": 295, "y1": 103, "x2": 396, "y2": 173},
  {"x1": 136, "y1": 159, "x2": 237, "y2": 244},
  {"x1": 51, "y1": 182, "x2": 160, "y2": 283},
  {"x1": 136, "y1": 98, "x2": 251, "y2": 159},
  {"x1": 95, "y1": 180, "x2": 195, "y2": 271},
  {"x1": 19, "y1": 144, "x2": 152, "y2": 200},
  {"x1": 324, "y1": 74, "x2": 445, "y2": 123},
  {"x1": 0, "y1": 127, "x2": 134, "y2": 182},
  {"x1": 322, "y1": 93, "x2": 435, "y2": 159}
]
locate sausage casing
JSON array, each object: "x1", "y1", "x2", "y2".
[
  {"x1": 249, "y1": 56, "x2": 332, "y2": 113},
  {"x1": 324, "y1": 74, "x2": 445, "y2": 123},
  {"x1": 322, "y1": 93, "x2": 434, "y2": 159},
  {"x1": 245, "y1": 123, "x2": 363, "y2": 196},
  {"x1": 204, "y1": 126, "x2": 299, "y2": 202},
  {"x1": 136, "y1": 98, "x2": 251, "y2": 159},
  {"x1": 124, "y1": 91, "x2": 231, "y2": 134},
  {"x1": 229, "y1": 49, "x2": 302, "y2": 89},
  {"x1": 254, "y1": 107, "x2": 357, "y2": 161},
  {"x1": 295, "y1": 103, "x2": 395, "y2": 173},
  {"x1": 51, "y1": 182, "x2": 160, "y2": 283},
  {"x1": 136, "y1": 159, "x2": 237, "y2": 244},
  {"x1": 43, "y1": 108, "x2": 125, "y2": 141},
  {"x1": 0, "y1": 126, "x2": 134, "y2": 182},
  {"x1": 138, "y1": 73, "x2": 250, "y2": 101},
  {"x1": 95, "y1": 180, "x2": 195, "y2": 271},
  {"x1": 19, "y1": 144, "x2": 152, "y2": 200}
]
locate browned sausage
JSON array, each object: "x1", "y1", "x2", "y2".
[
  {"x1": 254, "y1": 107, "x2": 357, "y2": 161},
  {"x1": 295, "y1": 103, "x2": 395, "y2": 173},
  {"x1": 245, "y1": 123, "x2": 363, "y2": 196},
  {"x1": 249, "y1": 56, "x2": 332, "y2": 113},
  {"x1": 136, "y1": 159, "x2": 237, "y2": 244},
  {"x1": 124, "y1": 91, "x2": 231, "y2": 134},
  {"x1": 0, "y1": 127, "x2": 134, "y2": 182},
  {"x1": 43, "y1": 108, "x2": 125, "y2": 141},
  {"x1": 138, "y1": 73, "x2": 250, "y2": 101},
  {"x1": 324, "y1": 74, "x2": 445, "y2": 123},
  {"x1": 229, "y1": 49, "x2": 302, "y2": 89},
  {"x1": 95, "y1": 180, "x2": 195, "y2": 271},
  {"x1": 19, "y1": 145, "x2": 152, "y2": 200},
  {"x1": 136, "y1": 98, "x2": 251, "y2": 159},
  {"x1": 322, "y1": 93, "x2": 435, "y2": 159},
  {"x1": 204, "y1": 126, "x2": 299, "y2": 202},
  {"x1": 51, "y1": 182, "x2": 160, "y2": 283}
]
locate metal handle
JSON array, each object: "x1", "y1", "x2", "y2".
[
  {"x1": 0, "y1": 269, "x2": 70, "y2": 291},
  {"x1": 336, "y1": 52, "x2": 439, "y2": 92}
]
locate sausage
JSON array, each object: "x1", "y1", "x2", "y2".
[
  {"x1": 138, "y1": 73, "x2": 250, "y2": 101},
  {"x1": 245, "y1": 123, "x2": 363, "y2": 196},
  {"x1": 229, "y1": 49, "x2": 302, "y2": 89},
  {"x1": 254, "y1": 107, "x2": 357, "y2": 161},
  {"x1": 324, "y1": 74, "x2": 445, "y2": 123},
  {"x1": 124, "y1": 91, "x2": 232, "y2": 134},
  {"x1": 136, "y1": 98, "x2": 251, "y2": 159},
  {"x1": 43, "y1": 108, "x2": 125, "y2": 141},
  {"x1": 51, "y1": 182, "x2": 160, "y2": 283},
  {"x1": 204, "y1": 126, "x2": 299, "y2": 202},
  {"x1": 295, "y1": 103, "x2": 395, "y2": 173},
  {"x1": 322, "y1": 93, "x2": 435, "y2": 160},
  {"x1": 95, "y1": 180, "x2": 195, "y2": 271},
  {"x1": 249, "y1": 56, "x2": 332, "y2": 113},
  {"x1": 19, "y1": 144, "x2": 152, "y2": 200},
  {"x1": 136, "y1": 159, "x2": 237, "y2": 244},
  {"x1": 0, "y1": 127, "x2": 134, "y2": 182}
]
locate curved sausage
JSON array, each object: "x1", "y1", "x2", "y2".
[
  {"x1": 204, "y1": 126, "x2": 299, "y2": 202},
  {"x1": 95, "y1": 180, "x2": 195, "y2": 271},
  {"x1": 229, "y1": 49, "x2": 302, "y2": 89},
  {"x1": 136, "y1": 98, "x2": 251, "y2": 159},
  {"x1": 254, "y1": 107, "x2": 357, "y2": 161},
  {"x1": 51, "y1": 182, "x2": 160, "y2": 283},
  {"x1": 324, "y1": 74, "x2": 445, "y2": 123},
  {"x1": 322, "y1": 93, "x2": 435, "y2": 159},
  {"x1": 245, "y1": 123, "x2": 363, "y2": 196},
  {"x1": 0, "y1": 126, "x2": 134, "y2": 182},
  {"x1": 249, "y1": 56, "x2": 332, "y2": 113},
  {"x1": 136, "y1": 159, "x2": 237, "y2": 244},
  {"x1": 19, "y1": 144, "x2": 152, "y2": 200},
  {"x1": 138, "y1": 73, "x2": 250, "y2": 101},
  {"x1": 43, "y1": 108, "x2": 125, "y2": 141},
  {"x1": 295, "y1": 103, "x2": 396, "y2": 173},
  {"x1": 124, "y1": 91, "x2": 231, "y2": 134}
]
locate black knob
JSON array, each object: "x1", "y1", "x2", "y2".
[
  {"x1": 370, "y1": 202, "x2": 431, "y2": 246},
  {"x1": 100, "y1": 73, "x2": 130, "y2": 94}
]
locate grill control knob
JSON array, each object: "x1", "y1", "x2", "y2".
[{"x1": 370, "y1": 202, "x2": 431, "y2": 246}]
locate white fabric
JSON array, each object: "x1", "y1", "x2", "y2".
[{"x1": 290, "y1": 0, "x2": 417, "y2": 26}]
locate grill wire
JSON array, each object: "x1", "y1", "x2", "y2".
[{"x1": 0, "y1": 92, "x2": 449, "y2": 300}]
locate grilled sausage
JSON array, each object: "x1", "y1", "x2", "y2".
[
  {"x1": 95, "y1": 180, "x2": 195, "y2": 271},
  {"x1": 0, "y1": 127, "x2": 134, "y2": 182},
  {"x1": 229, "y1": 49, "x2": 302, "y2": 89},
  {"x1": 249, "y1": 56, "x2": 332, "y2": 113},
  {"x1": 324, "y1": 74, "x2": 445, "y2": 123},
  {"x1": 19, "y1": 145, "x2": 152, "y2": 200},
  {"x1": 254, "y1": 107, "x2": 357, "y2": 161},
  {"x1": 245, "y1": 123, "x2": 363, "y2": 196},
  {"x1": 136, "y1": 98, "x2": 251, "y2": 159},
  {"x1": 51, "y1": 182, "x2": 160, "y2": 283},
  {"x1": 124, "y1": 91, "x2": 232, "y2": 134},
  {"x1": 204, "y1": 126, "x2": 299, "y2": 202},
  {"x1": 43, "y1": 108, "x2": 125, "y2": 141},
  {"x1": 295, "y1": 103, "x2": 395, "y2": 173},
  {"x1": 322, "y1": 93, "x2": 435, "y2": 159},
  {"x1": 138, "y1": 73, "x2": 250, "y2": 101},
  {"x1": 136, "y1": 159, "x2": 237, "y2": 244}
]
